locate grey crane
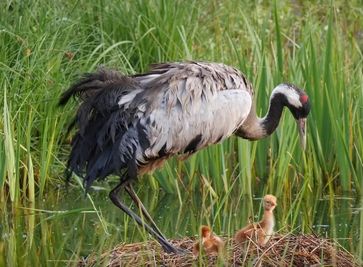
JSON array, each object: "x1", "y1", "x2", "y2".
[{"x1": 59, "y1": 61, "x2": 311, "y2": 254}]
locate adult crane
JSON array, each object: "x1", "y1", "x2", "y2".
[{"x1": 59, "y1": 61, "x2": 310, "y2": 253}]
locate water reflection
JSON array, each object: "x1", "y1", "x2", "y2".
[{"x1": 0, "y1": 184, "x2": 361, "y2": 266}]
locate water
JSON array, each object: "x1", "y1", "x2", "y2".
[{"x1": 0, "y1": 184, "x2": 361, "y2": 266}]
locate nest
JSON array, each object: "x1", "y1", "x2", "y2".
[{"x1": 78, "y1": 234, "x2": 360, "y2": 267}]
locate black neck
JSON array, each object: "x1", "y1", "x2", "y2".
[
  {"x1": 262, "y1": 93, "x2": 286, "y2": 136},
  {"x1": 235, "y1": 92, "x2": 287, "y2": 140}
]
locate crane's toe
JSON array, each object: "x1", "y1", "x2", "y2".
[{"x1": 162, "y1": 243, "x2": 189, "y2": 255}]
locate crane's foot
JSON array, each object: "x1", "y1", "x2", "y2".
[{"x1": 161, "y1": 241, "x2": 189, "y2": 255}]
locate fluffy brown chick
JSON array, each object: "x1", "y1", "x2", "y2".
[
  {"x1": 193, "y1": 225, "x2": 224, "y2": 256},
  {"x1": 234, "y1": 194, "x2": 277, "y2": 247}
]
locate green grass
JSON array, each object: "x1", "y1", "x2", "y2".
[{"x1": 0, "y1": 0, "x2": 362, "y2": 266}]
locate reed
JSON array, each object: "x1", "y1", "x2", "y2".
[{"x1": 0, "y1": 0, "x2": 362, "y2": 266}]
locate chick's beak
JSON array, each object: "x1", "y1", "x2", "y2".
[{"x1": 297, "y1": 118, "x2": 307, "y2": 150}]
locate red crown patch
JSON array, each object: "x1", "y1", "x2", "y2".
[{"x1": 300, "y1": 94, "x2": 309, "y2": 104}]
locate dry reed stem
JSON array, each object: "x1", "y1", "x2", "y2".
[{"x1": 78, "y1": 234, "x2": 360, "y2": 267}]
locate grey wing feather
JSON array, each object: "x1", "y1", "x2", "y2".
[
  {"x1": 61, "y1": 62, "x2": 254, "y2": 185},
  {"x1": 131, "y1": 62, "x2": 253, "y2": 163}
]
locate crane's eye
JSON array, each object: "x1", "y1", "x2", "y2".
[{"x1": 265, "y1": 200, "x2": 276, "y2": 206}]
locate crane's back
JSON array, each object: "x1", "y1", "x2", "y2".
[{"x1": 60, "y1": 62, "x2": 254, "y2": 188}]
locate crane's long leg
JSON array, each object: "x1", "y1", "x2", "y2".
[
  {"x1": 109, "y1": 179, "x2": 185, "y2": 254},
  {"x1": 125, "y1": 184, "x2": 166, "y2": 239}
]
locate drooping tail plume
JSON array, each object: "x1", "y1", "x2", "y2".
[{"x1": 59, "y1": 68, "x2": 142, "y2": 189}]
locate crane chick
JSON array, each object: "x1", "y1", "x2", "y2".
[
  {"x1": 235, "y1": 195, "x2": 277, "y2": 247},
  {"x1": 193, "y1": 225, "x2": 224, "y2": 256}
]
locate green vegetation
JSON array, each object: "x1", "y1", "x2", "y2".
[{"x1": 0, "y1": 0, "x2": 362, "y2": 266}]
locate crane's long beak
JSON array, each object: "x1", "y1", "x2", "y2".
[{"x1": 297, "y1": 118, "x2": 307, "y2": 150}]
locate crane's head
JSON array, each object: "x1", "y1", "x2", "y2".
[
  {"x1": 273, "y1": 83, "x2": 311, "y2": 150},
  {"x1": 201, "y1": 225, "x2": 212, "y2": 238},
  {"x1": 263, "y1": 194, "x2": 277, "y2": 211}
]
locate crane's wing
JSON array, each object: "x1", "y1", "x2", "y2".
[
  {"x1": 60, "y1": 62, "x2": 253, "y2": 186},
  {"x1": 131, "y1": 62, "x2": 253, "y2": 163}
]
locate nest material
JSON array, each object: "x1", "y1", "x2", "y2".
[{"x1": 79, "y1": 234, "x2": 360, "y2": 267}]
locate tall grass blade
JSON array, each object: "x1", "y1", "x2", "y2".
[
  {"x1": 3, "y1": 87, "x2": 16, "y2": 202},
  {"x1": 274, "y1": 2, "x2": 283, "y2": 79}
]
